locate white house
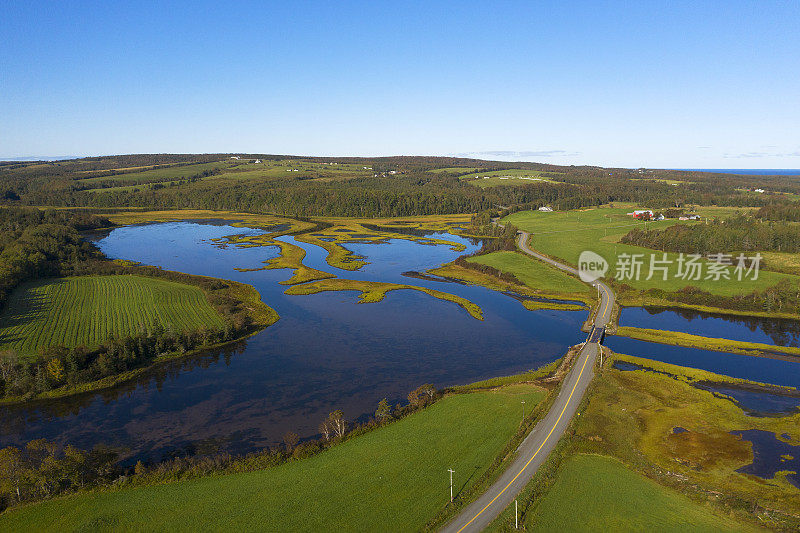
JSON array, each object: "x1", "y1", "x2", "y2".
[
  {"x1": 254, "y1": 159, "x2": 261, "y2": 164},
  {"x1": 538, "y1": 206, "x2": 553, "y2": 212}
]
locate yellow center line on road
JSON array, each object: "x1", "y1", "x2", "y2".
[{"x1": 454, "y1": 339, "x2": 593, "y2": 533}]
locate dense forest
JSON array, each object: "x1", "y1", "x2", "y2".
[
  {"x1": 620, "y1": 215, "x2": 800, "y2": 254},
  {"x1": 757, "y1": 203, "x2": 800, "y2": 221},
  {"x1": 0, "y1": 208, "x2": 112, "y2": 310}
]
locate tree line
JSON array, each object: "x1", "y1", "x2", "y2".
[{"x1": 4, "y1": 155, "x2": 799, "y2": 219}]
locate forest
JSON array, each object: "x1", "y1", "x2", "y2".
[
  {"x1": 0, "y1": 208, "x2": 112, "y2": 310},
  {"x1": 3, "y1": 154, "x2": 800, "y2": 218}
]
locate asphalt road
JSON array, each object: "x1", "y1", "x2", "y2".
[{"x1": 441, "y1": 231, "x2": 614, "y2": 533}]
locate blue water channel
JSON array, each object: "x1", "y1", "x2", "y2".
[
  {"x1": 0, "y1": 221, "x2": 586, "y2": 462},
  {"x1": 619, "y1": 307, "x2": 800, "y2": 348},
  {"x1": 604, "y1": 336, "x2": 800, "y2": 389}
]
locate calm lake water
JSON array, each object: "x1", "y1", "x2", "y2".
[{"x1": 0, "y1": 221, "x2": 585, "y2": 462}]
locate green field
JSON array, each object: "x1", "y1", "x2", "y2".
[
  {"x1": 79, "y1": 161, "x2": 236, "y2": 185},
  {"x1": 0, "y1": 275, "x2": 224, "y2": 356},
  {"x1": 467, "y1": 251, "x2": 591, "y2": 295},
  {"x1": 0, "y1": 385, "x2": 545, "y2": 532},
  {"x1": 524, "y1": 454, "x2": 759, "y2": 532},
  {"x1": 503, "y1": 207, "x2": 800, "y2": 296},
  {"x1": 460, "y1": 169, "x2": 557, "y2": 188}
]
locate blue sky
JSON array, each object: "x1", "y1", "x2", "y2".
[{"x1": 2, "y1": 1, "x2": 798, "y2": 168}]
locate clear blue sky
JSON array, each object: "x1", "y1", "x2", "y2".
[{"x1": 2, "y1": 1, "x2": 798, "y2": 168}]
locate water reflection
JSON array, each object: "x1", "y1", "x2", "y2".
[
  {"x1": 620, "y1": 307, "x2": 800, "y2": 347},
  {"x1": 605, "y1": 336, "x2": 800, "y2": 388}
]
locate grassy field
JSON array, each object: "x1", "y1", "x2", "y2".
[
  {"x1": 459, "y1": 169, "x2": 558, "y2": 188},
  {"x1": 467, "y1": 251, "x2": 591, "y2": 295},
  {"x1": 524, "y1": 454, "x2": 760, "y2": 532},
  {"x1": 0, "y1": 275, "x2": 224, "y2": 356},
  {"x1": 614, "y1": 326, "x2": 800, "y2": 358},
  {"x1": 0, "y1": 385, "x2": 546, "y2": 532},
  {"x1": 503, "y1": 206, "x2": 800, "y2": 297},
  {"x1": 83, "y1": 159, "x2": 375, "y2": 192},
  {"x1": 79, "y1": 161, "x2": 236, "y2": 186}
]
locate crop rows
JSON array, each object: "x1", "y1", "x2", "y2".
[{"x1": 0, "y1": 275, "x2": 224, "y2": 356}]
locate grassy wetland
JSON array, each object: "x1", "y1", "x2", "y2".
[
  {"x1": 284, "y1": 278, "x2": 484, "y2": 320},
  {"x1": 614, "y1": 326, "x2": 800, "y2": 359},
  {"x1": 494, "y1": 353, "x2": 800, "y2": 531}
]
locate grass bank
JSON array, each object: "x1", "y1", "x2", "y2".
[
  {"x1": 520, "y1": 454, "x2": 762, "y2": 532},
  {"x1": 522, "y1": 300, "x2": 587, "y2": 311},
  {"x1": 614, "y1": 326, "x2": 800, "y2": 359},
  {"x1": 428, "y1": 263, "x2": 592, "y2": 310},
  {"x1": 284, "y1": 278, "x2": 483, "y2": 320},
  {"x1": 231, "y1": 237, "x2": 335, "y2": 284},
  {"x1": 0, "y1": 385, "x2": 545, "y2": 532}
]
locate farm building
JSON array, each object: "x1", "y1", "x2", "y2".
[{"x1": 629, "y1": 210, "x2": 654, "y2": 219}]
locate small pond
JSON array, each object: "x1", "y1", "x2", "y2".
[{"x1": 732, "y1": 429, "x2": 800, "y2": 489}]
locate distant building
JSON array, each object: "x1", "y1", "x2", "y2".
[
  {"x1": 630, "y1": 210, "x2": 654, "y2": 219},
  {"x1": 754, "y1": 188, "x2": 765, "y2": 193},
  {"x1": 254, "y1": 159, "x2": 261, "y2": 164},
  {"x1": 230, "y1": 156, "x2": 240, "y2": 160},
  {"x1": 538, "y1": 206, "x2": 553, "y2": 212},
  {"x1": 653, "y1": 214, "x2": 665, "y2": 221}
]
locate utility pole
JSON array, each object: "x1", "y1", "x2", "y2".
[
  {"x1": 448, "y1": 468, "x2": 455, "y2": 503},
  {"x1": 521, "y1": 400, "x2": 526, "y2": 422},
  {"x1": 515, "y1": 499, "x2": 519, "y2": 529}
]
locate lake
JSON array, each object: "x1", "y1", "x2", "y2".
[{"x1": 0, "y1": 221, "x2": 585, "y2": 462}]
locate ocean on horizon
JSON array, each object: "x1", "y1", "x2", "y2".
[{"x1": 676, "y1": 169, "x2": 800, "y2": 176}]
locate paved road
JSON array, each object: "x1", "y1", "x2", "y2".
[{"x1": 441, "y1": 231, "x2": 614, "y2": 533}]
